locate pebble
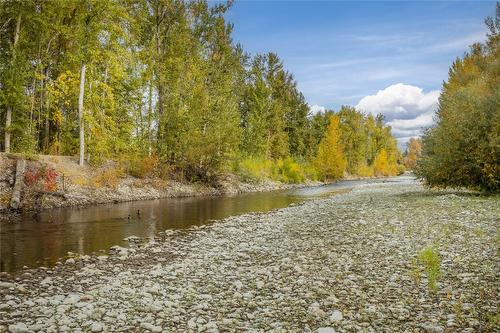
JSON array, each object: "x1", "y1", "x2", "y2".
[
  {"x1": 330, "y1": 310, "x2": 343, "y2": 322},
  {"x1": 8, "y1": 323, "x2": 29, "y2": 333},
  {"x1": 187, "y1": 318, "x2": 197, "y2": 330},
  {"x1": 29, "y1": 324, "x2": 44, "y2": 332},
  {"x1": 64, "y1": 294, "x2": 80, "y2": 305},
  {"x1": 40, "y1": 277, "x2": 52, "y2": 285},
  {"x1": 317, "y1": 328, "x2": 336, "y2": 333},
  {"x1": 140, "y1": 322, "x2": 162, "y2": 332},
  {"x1": 90, "y1": 322, "x2": 103, "y2": 332},
  {"x1": 308, "y1": 302, "x2": 326, "y2": 318},
  {"x1": 422, "y1": 324, "x2": 444, "y2": 333},
  {"x1": 0, "y1": 282, "x2": 15, "y2": 289}
]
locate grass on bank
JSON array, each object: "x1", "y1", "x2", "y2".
[
  {"x1": 418, "y1": 246, "x2": 441, "y2": 292},
  {"x1": 231, "y1": 156, "x2": 403, "y2": 184},
  {"x1": 232, "y1": 157, "x2": 309, "y2": 184},
  {"x1": 6, "y1": 151, "x2": 405, "y2": 192}
]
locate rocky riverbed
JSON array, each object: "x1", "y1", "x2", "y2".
[{"x1": 0, "y1": 180, "x2": 498, "y2": 332}]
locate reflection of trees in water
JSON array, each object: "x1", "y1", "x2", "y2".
[{"x1": 1, "y1": 188, "x2": 309, "y2": 273}]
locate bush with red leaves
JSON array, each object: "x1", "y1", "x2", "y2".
[
  {"x1": 24, "y1": 169, "x2": 41, "y2": 187},
  {"x1": 24, "y1": 166, "x2": 59, "y2": 192},
  {"x1": 43, "y1": 167, "x2": 58, "y2": 192}
]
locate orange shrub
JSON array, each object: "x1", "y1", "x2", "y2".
[
  {"x1": 92, "y1": 167, "x2": 124, "y2": 189},
  {"x1": 128, "y1": 154, "x2": 160, "y2": 178}
]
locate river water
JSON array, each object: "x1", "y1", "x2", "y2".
[{"x1": 0, "y1": 177, "x2": 411, "y2": 273}]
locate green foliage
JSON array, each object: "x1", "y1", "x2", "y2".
[
  {"x1": 241, "y1": 53, "x2": 306, "y2": 160},
  {"x1": 151, "y1": 1, "x2": 243, "y2": 182},
  {"x1": 233, "y1": 156, "x2": 306, "y2": 184},
  {"x1": 272, "y1": 158, "x2": 306, "y2": 184},
  {"x1": 302, "y1": 162, "x2": 321, "y2": 181},
  {"x1": 6, "y1": 152, "x2": 39, "y2": 161},
  {"x1": 233, "y1": 157, "x2": 274, "y2": 183},
  {"x1": 417, "y1": 247, "x2": 441, "y2": 292},
  {"x1": 338, "y1": 106, "x2": 368, "y2": 174},
  {"x1": 127, "y1": 154, "x2": 160, "y2": 179},
  {"x1": 416, "y1": 6, "x2": 500, "y2": 193},
  {"x1": 0, "y1": 0, "x2": 403, "y2": 185}
]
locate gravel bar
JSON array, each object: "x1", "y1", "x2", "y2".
[{"x1": 1, "y1": 179, "x2": 498, "y2": 332}]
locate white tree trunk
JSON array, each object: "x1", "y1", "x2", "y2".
[
  {"x1": 78, "y1": 62, "x2": 86, "y2": 166},
  {"x1": 10, "y1": 159, "x2": 26, "y2": 209},
  {"x1": 148, "y1": 79, "x2": 153, "y2": 156},
  {"x1": 5, "y1": 106, "x2": 11, "y2": 153},
  {"x1": 4, "y1": 14, "x2": 21, "y2": 153}
]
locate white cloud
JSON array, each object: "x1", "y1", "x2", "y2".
[
  {"x1": 355, "y1": 83, "x2": 440, "y2": 145},
  {"x1": 309, "y1": 104, "x2": 326, "y2": 115},
  {"x1": 356, "y1": 83, "x2": 439, "y2": 120},
  {"x1": 387, "y1": 111, "x2": 434, "y2": 130}
]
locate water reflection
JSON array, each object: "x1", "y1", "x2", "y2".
[
  {"x1": 1, "y1": 191, "x2": 303, "y2": 272},
  {"x1": 0, "y1": 176, "x2": 414, "y2": 273}
]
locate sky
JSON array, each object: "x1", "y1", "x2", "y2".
[{"x1": 223, "y1": 0, "x2": 496, "y2": 146}]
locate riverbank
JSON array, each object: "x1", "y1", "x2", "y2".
[
  {"x1": 0, "y1": 153, "x2": 322, "y2": 214},
  {"x1": 1, "y1": 179, "x2": 498, "y2": 332}
]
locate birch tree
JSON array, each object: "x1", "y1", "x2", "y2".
[{"x1": 3, "y1": 13, "x2": 21, "y2": 153}]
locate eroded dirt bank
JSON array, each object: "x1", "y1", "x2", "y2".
[{"x1": 0, "y1": 180, "x2": 498, "y2": 332}]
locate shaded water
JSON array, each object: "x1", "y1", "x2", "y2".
[{"x1": 0, "y1": 177, "x2": 411, "y2": 273}]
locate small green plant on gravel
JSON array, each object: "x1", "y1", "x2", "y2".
[
  {"x1": 453, "y1": 298, "x2": 464, "y2": 324},
  {"x1": 485, "y1": 313, "x2": 500, "y2": 331},
  {"x1": 387, "y1": 223, "x2": 396, "y2": 234},
  {"x1": 409, "y1": 258, "x2": 422, "y2": 286},
  {"x1": 418, "y1": 246, "x2": 441, "y2": 292},
  {"x1": 495, "y1": 233, "x2": 500, "y2": 258},
  {"x1": 441, "y1": 223, "x2": 452, "y2": 239},
  {"x1": 472, "y1": 227, "x2": 486, "y2": 239}
]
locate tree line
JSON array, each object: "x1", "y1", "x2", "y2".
[
  {"x1": 0, "y1": 0, "x2": 403, "y2": 183},
  {"x1": 416, "y1": 4, "x2": 499, "y2": 193}
]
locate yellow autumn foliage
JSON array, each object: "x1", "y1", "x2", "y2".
[{"x1": 314, "y1": 115, "x2": 346, "y2": 180}]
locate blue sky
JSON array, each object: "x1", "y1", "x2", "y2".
[{"x1": 223, "y1": 1, "x2": 496, "y2": 145}]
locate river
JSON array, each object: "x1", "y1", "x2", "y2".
[{"x1": 0, "y1": 177, "x2": 410, "y2": 273}]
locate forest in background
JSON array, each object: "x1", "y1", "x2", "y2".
[{"x1": 0, "y1": 0, "x2": 404, "y2": 184}]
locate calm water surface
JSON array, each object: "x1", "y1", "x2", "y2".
[{"x1": 0, "y1": 176, "x2": 412, "y2": 273}]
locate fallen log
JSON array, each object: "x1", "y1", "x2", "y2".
[{"x1": 10, "y1": 159, "x2": 26, "y2": 209}]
